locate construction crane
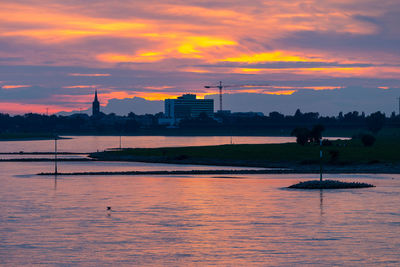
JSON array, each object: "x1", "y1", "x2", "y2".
[{"x1": 204, "y1": 81, "x2": 270, "y2": 111}]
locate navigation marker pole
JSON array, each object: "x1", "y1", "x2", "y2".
[
  {"x1": 54, "y1": 136, "x2": 58, "y2": 175},
  {"x1": 319, "y1": 139, "x2": 323, "y2": 182}
]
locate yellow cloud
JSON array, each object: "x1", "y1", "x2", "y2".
[
  {"x1": 178, "y1": 37, "x2": 236, "y2": 55},
  {"x1": 223, "y1": 51, "x2": 326, "y2": 63},
  {"x1": 266, "y1": 90, "x2": 297, "y2": 95},
  {"x1": 98, "y1": 36, "x2": 236, "y2": 63}
]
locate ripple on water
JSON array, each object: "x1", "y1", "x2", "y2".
[{"x1": 0, "y1": 162, "x2": 399, "y2": 266}]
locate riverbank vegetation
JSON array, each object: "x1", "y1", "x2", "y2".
[
  {"x1": 90, "y1": 135, "x2": 400, "y2": 168},
  {"x1": 0, "y1": 110, "x2": 398, "y2": 137},
  {"x1": 0, "y1": 133, "x2": 58, "y2": 141}
]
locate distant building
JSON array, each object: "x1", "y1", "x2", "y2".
[
  {"x1": 165, "y1": 94, "x2": 214, "y2": 119},
  {"x1": 92, "y1": 90, "x2": 100, "y2": 117}
]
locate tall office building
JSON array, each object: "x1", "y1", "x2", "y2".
[
  {"x1": 92, "y1": 90, "x2": 100, "y2": 117},
  {"x1": 165, "y1": 94, "x2": 214, "y2": 119}
]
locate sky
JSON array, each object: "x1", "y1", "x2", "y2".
[{"x1": 0, "y1": 0, "x2": 399, "y2": 115}]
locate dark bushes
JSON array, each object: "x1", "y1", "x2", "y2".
[{"x1": 361, "y1": 134, "x2": 376, "y2": 147}]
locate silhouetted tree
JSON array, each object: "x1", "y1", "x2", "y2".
[
  {"x1": 294, "y1": 109, "x2": 302, "y2": 117},
  {"x1": 309, "y1": 124, "x2": 325, "y2": 143},
  {"x1": 329, "y1": 150, "x2": 339, "y2": 162},
  {"x1": 291, "y1": 127, "x2": 310, "y2": 145},
  {"x1": 366, "y1": 112, "x2": 385, "y2": 134},
  {"x1": 361, "y1": 134, "x2": 376, "y2": 147},
  {"x1": 269, "y1": 111, "x2": 284, "y2": 121}
]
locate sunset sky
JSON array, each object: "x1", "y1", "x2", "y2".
[{"x1": 0, "y1": 0, "x2": 399, "y2": 114}]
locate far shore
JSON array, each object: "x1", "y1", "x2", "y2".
[
  {"x1": 87, "y1": 137, "x2": 400, "y2": 174},
  {"x1": 0, "y1": 135, "x2": 67, "y2": 141},
  {"x1": 0, "y1": 127, "x2": 363, "y2": 141},
  {"x1": 0, "y1": 137, "x2": 55, "y2": 141}
]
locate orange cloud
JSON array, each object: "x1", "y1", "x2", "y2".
[
  {"x1": 97, "y1": 52, "x2": 165, "y2": 63},
  {"x1": 2, "y1": 85, "x2": 30, "y2": 89},
  {"x1": 180, "y1": 68, "x2": 211, "y2": 73},
  {"x1": 0, "y1": 102, "x2": 71, "y2": 114},
  {"x1": 0, "y1": 3, "x2": 152, "y2": 43}
]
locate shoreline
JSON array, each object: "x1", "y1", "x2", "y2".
[
  {"x1": 2, "y1": 155, "x2": 398, "y2": 174},
  {"x1": 0, "y1": 136, "x2": 68, "y2": 142},
  {"x1": 0, "y1": 152, "x2": 87, "y2": 155},
  {"x1": 0, "y1": 158, "x2": 93, "y2": 162},
  {"x1": 37, "y1": 168, "x2": 400, "y2": 176}
]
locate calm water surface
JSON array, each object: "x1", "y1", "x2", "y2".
[
  {"x1": 0, "y1": 160, "x2": 399, "y2": 266},
  {"x1": 0, "y1": 136, "x2": 306, "y2": 153}
]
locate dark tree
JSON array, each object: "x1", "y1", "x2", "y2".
[
  {"x1": 269, "y1": 111, "x2": 284, "y2": 121},
  {"x1": 328, "y1": 150, "x2": 339, "y2": 162},
  {"x1": 291, "y1": 127, "x2": 310, "y2": 145},
  {"x1": 366, "y1": 112, "x2": 385, "y2": 134},
  {"x1": 361, "y1": 134, "x2": 376, "y2": 147},
  {"x1": 294, "y1": 109, "x2": 302, "y2": 117},
  {"x1": 309, "y1": 124, "x2": 325, "y2": 143}
]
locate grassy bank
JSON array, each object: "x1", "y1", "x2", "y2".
[{"x1": 90, "y1": 136, "x2": 400, "y2": 169}]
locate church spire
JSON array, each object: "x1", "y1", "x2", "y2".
[{"x1": 92, "y1": 90, "x2": 100, "y2": 117}]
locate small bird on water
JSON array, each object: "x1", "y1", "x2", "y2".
[{"x1": 107, "y1": 206, "x2": 112, "y2": 211}]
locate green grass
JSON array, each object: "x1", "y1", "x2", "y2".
[{"x1": 94, "y1": 135, "x2": 400, "y2": 164}]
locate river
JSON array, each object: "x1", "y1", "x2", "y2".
[
  {"x1": 0, "y1": 135, "x2": 348, "y2": 153},
  {"x1": 0, "y1": 159, "x2": 399, "y2": 266},
  {"x1": 0, "y1": 137, "x2": 397, "y2": 266}
]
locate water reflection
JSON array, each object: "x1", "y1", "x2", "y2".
[
  {"x1": 0, "y1": 135, "x2": 333, "y2": 153},
  {"x1": 1, "y1": 162, "x2": 399, "y2": 266},
  {"x1": 320, "y1": 190, "x2": 324, "y2": 219},
  {"x1": 54, "y1": 174, "x2": 57, "y2": 190}
]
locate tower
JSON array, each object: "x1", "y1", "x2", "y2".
[{"x1": 92, "y1": 90, "x2": 100, "y2": 117}]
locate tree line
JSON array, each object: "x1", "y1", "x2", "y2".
[{"x1": 0, "y1": 109, "x2": 397, "y2": 134}]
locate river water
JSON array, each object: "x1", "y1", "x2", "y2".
[
  {"x1": 1, "y1": 159, "x2": 399, "y2": 266},
  {"x1": 0, "y1": 137, "x2": 398, "y2": 265},
  {"x1": 0, "y1": 135, "x2": 349, "y2": 153}
]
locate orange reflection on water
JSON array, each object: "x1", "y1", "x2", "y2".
[{"x1": 1, "y1": 153, "x2": 400, "y2": 266}]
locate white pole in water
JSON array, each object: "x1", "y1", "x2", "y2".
[
  {"x1": 319, "y1": 139, "x2": 323, "y2": 182},
  {"x1": 54, "y1": 137, "x2": 58, "y2": 175}
]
